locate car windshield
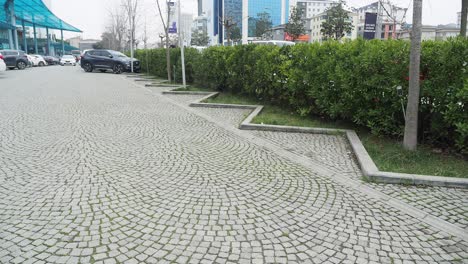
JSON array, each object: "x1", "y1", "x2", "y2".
[
  {"x1": 110, "y1": 51, "x2": 127, "y2": 58},
  {"x1": 62, "y1": 55, "x2": 74, "y2": 59}
]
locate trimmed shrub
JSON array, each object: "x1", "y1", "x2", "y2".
[{"x1": 134, "y1": 38, "x2": 468, "y2": 153}]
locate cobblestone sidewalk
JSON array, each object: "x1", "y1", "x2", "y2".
[{"x1": 0, "y1": 68, "x2": 466, "y2": 263}]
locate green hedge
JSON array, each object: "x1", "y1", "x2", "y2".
[{"x1": 134, "y1": 38, "x2": 468, "y2": 153}]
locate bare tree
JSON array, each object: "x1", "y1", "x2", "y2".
[
  {"x1": 142, "y1": 17, "x2": 150, "y2": 75},
  {"x1": 101, "y1": 6, "x2": 127, "y2": 51},
  {"x1": 156, "y1": 0, "x2": 172, "y2": 81},
  {"x1": 220, "y1": 15, "x2": 237, "y2": 46},
  {"x1": 142, "y1": 17, "x2": 149, "y2": 49},
  {"x1": 122, "y1": 0, "x2": 139, "y2": 72},
  {"x1": 378, "y1": 0, "x2": 409, "y2": 39}
]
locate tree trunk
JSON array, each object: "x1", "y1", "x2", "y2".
[
  {"x1": 462, "y1": 0, "x2": 467, "y2": 37},
  {"x1": 403, "y1": 0, "x2": 423, "y2": 151}
]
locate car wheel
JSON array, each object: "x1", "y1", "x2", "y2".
[
  {"x1": 39, "y1": 62, "x2": 45, "y2": 67},
  {"x1": 113, "y1": 64, "x2": 123, "y2": 74},
  {"x1": 83, "y1": 63, "x2": 93, "y2": 72},
  {"x1": 17, "y1": 61, "x2": 27, "y2": 70}
]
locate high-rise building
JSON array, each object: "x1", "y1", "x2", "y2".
[
  {"x1": 43, "y1": 0, "x2": 52, "y2": 9},
  {"x1": 309, "y1": 9, "x2": 358, "y2": 42},
  {"x1": 353, "y1": 1, "x2": 407, "y2": 40},
  {"x1": 180, "y1": 13, "x2": 194, "y2": 45},
  {"x1": 198, "y1": 0, "x2": 203, "y2": 16},
  {"x1": 211, "y1": 0, "x2": 289, "y2": 45},
  {"x1": 296, "y1": 0, "x2": 337, "y2": 19},
  {"x1": 248, "y1": 0, "x2": 289, "y2": 38},
  {"x1": 193, "y1": 15, "x2": 209, "y2": 33}
]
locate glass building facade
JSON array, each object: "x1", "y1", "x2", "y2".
[
  {"x1": 225, "y1": 0, "x2": 243, "y2": 33},
  {"x1": 0, "y1": 0, "x2": 80, "y2": 54},
  {"x1": 213, "y1": 0, "x2": 289, "y2": 43},
  {"x1": 248, "y1": 0, "x2": 289, "y2": 37}
]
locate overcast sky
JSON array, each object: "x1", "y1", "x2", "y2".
[{"x1": 50, "y1": 0, "x2": 461, "y2": 42}]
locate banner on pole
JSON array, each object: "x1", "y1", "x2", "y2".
[
  {"x1": 168, "y1": 22, "x2": 177, "y2": 33},
  {"x1": 168, "y1": 1, "x2": 177, "y2": 34},
  {"x1": 363, "y1": 12, "x2": 377, "y2": 39}
]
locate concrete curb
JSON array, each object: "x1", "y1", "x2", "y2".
[
  {"x1": 163, "y1": 91, "x2": 214, "y2": 95},
  {"x1": 125, "y1": 74, "x2": 147, "y2": 78},
  {"x1": 133, "y1": 79, "x2": 160, "y2": 82},
  {"x1": 164, "y1": 89, "x2": 468, "y2": 188}
]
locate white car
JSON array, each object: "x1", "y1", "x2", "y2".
[
  {"x1": 0, "y1": 53, "x2": 6, "y2": 72},
  {"x1": 250, "y1": 40, "x2": 296, "y2": 47},
  {"x1": 26, "y1": 54, "x2": 34, "y2": 67},
  {"x1": 60, "y1": 55, "x2": 76, "y2": 66},
  {"x1": 29, "y1": 55, "x2": 48, "y2": 67},
  {"x1": 0, "y1": 59, "x2": 6, "y2": 72}
]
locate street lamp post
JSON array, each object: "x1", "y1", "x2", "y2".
[
  {"x1": 129, "y1": 1, "x2": 134, "y2": 73},
  {"x1": 178, "y1": 0, "x2": 186, "y2": 88},
  {"x1": 159, "y1": 34, "x2": 165, "y2": 48}
]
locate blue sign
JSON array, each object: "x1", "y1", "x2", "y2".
[{"x1": 168, "y1": 22, "x2": 177, "y2": 33}]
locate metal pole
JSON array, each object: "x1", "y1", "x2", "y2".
[
  {"x1": 166, "y1": 2, "x2": 172, "y2": 82},
  {"x1": 242, "y1": 0, "x2": 248, "y2": 44},
  {"x1": 375, "y1": 1, "x2": 382, "y2": 39},
  {"x1": 8, "y1": 29, "x2": 14, "y2": 49},
  {"x1": 22, "y1": 20, "x2": 27, "y2": 52},
  {"x1": 33, "y1": 24, "x2": 38, "y2": 54},
  {"x1": 46, "y1": 27, "x2": 50, "y2": 55},
  {"x1": 178, "y1": 0, "x2": 186, "y2": 88},
  {"x1": 10, "y1": 0, "x2": 18, "y2": 49},
  {"x1": 5, "y1": 0, "x2": 13, "y2": 48},
  {"x1": 61, "y1": 29, "x2": 64, "y2": 56},
  {"x1": 461, "y1": 0, "x2": 468, "y2": 37}
]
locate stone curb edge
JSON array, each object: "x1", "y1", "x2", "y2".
[{"x1": 167, "y1": 89, "x2": 467, "y2": 189}]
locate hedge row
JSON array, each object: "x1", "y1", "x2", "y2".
[{"x1": 135, "y1": 38, "x2": 468, "y2": 153}]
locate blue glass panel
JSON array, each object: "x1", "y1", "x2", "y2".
[{"x1": 1, "y1": 0, "x2": 81, "y2": 32}]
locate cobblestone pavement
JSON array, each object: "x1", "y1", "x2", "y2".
[
  {"x1": 0, "y1": 67, "x2": 467, "y2": 263},
  {"x1": 251, "y1": 131, "x2": 360, "y2": 176},
  {"x1": 166, "y1": 91, "x2": 468, "y2": 234}
]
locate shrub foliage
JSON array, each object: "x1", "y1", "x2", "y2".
[{"x1": 135, "y1": 38, "x2": 468, "y2": 153}]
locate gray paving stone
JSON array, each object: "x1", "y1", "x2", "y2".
[{"x1": 0, "y1": 67, "x2": 466, "y2": 263}]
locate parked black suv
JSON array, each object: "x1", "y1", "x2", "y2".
[
  {"x1": 0, "y1": 50, "x2": 29, "y2": 70},
  {"x1": 80, "y1": 49, "x2": 141, "y2": 74}
]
